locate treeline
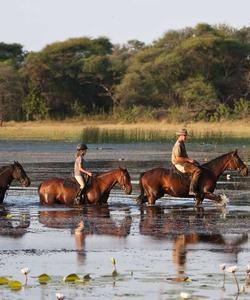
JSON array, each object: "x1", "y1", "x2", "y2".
[{"x1": 0, "y1": 23, "x2": 250, "y2": 122}]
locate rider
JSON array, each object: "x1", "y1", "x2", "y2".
[
  {"x1": 171, "y1": 128, "x2": 202, "y2": 197},
  {"x1": 74, "y1": 143, "x2": 93, "y2": 203}
]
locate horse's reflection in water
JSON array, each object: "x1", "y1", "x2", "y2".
[
  {"x1": 139, "y1": 206, "x2": 248, "y2": 280},
  {"x1": 39, "y1": 206, "x2": 132, "y2": 264},
  {"x1": 0, "y1": 209, "x2": 30, "y2": 238}
]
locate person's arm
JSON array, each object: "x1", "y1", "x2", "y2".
[
  {"x1": 175, "y1": 156, "x2": 194, "y2": 164},
  {"x1": 77, "y1": 160, "x2": 92, "y2": 176}
]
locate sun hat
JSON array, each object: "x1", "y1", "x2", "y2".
[{"x1": 176, "y1": 128, "x2": 188, "y2": 136}]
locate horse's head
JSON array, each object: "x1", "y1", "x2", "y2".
[
  {"x1": 228, "y1": 150, "x2": 248, "y2": 176},
  {"x1": 12, "y1": 161, "x2": 31, "y2": 187},
  {"x1": 118, "y1": 168, "x2": 132, "y2": 195}
]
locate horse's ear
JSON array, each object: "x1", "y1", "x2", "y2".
[{"x1": 234, "y1": 149, "x2": 238, "y2": 154}]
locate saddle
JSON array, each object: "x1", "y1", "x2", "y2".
[
  {"x1": 170, "y1": 165, "x2": 191, "y2": 183},
  {"x1": 63, "y1": 176, "x2": 92, "y2": 205}
]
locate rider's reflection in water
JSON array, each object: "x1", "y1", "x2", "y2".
[
  {"x1": 139, "y1": 206, "x2": 248, "y2": 281},
  {"x1": 0, "y1": 209, "x2": 30, "y2": 238},
  {"x1": 39, "y1": 205, "x2": 132, "y2": 265}
]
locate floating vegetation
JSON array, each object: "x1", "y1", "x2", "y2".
[
  {"x1": 63, "y1": 273, "x2": 80, "y2": 283},
  {"x1": 38, "y1": 273, "x2": 51, "y2": 284},
  {"x1": 0, "y1": 277, "x2": 9, "y2": 285},
  {"x1": 8, "y1": 280, "x2": 22, "y2": 290}
]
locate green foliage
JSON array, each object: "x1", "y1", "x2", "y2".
[
  {"x1": 22, "y1": 88, "x2": 48, "y2": 120},
  {"x1": 233, "y1": 98, "x2": 250, "y2": 119},
  {"x1": 1, "y1": 24, "x2": 250, "y2": 122},
  {"x1": 210, "y1": 103, "x2": 232, "y2": 121},
  {"x1": 113, "y1": 106, "x2": 154, "y2": 122},
  {"x1": 0, "y1": 62, "x2": 24, "y2": 121}
]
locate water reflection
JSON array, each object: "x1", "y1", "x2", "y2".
[
  {"x1": 139, "y1": 206, "x2": 248, "y2": 280},
  {"x1": 0, "y1": 209, "x2": 30, "y2": 237},
  {"x1": 38, "y1": 205, "x2": 132, "y2": 264}
]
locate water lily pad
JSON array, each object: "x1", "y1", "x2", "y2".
[
  {"x1": 5, "y1": 214, "x2": 12, "y2": 219},
  {"x1": 38, "y1": 273, "x2": 51, "y2": 284},
  {"x1": 82, "y1": 274, "x2": 91, "y2": 281},
  {"x1": 0, "y1": 277, "x2": 9, "y2": 285},
  {"x1": 63, "y1": 273, "x2": 80, "y2": 282},
  {"x1": 8, "y1": 280, "x2": 22, "y2": 290}
]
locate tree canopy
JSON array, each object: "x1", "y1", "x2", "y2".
[{"x1": 0, "y1": 24, "x2": 249, "y2": 121}]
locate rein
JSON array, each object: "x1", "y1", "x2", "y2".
[{"x1": 0, "y1": 165, "x2": 12, "y2": 177}]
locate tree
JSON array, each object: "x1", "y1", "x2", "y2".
[{"x1": 0, "y1": 62, "x2": 24, "y2": 120}]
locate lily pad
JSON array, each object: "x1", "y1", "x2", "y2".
[
  {"x1": 63, "y1": 273, "x2": 80, "y2": 282},
  {"x1": 0, "y1": 277, "x2": 9, "y2": 285},
  {"x1": 38, "y1": 273, "x2": 51, "y2": 284},
  {"x1": 8, "y1": 280, "x2": 22, "y2": 290}
]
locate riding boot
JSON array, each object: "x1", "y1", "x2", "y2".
[
  {"x1": 189, "y1": 171, "x2": 201, "y2": 196},
  {"x1": 75, "y1": 188, "x2": 83, "y2": 205}
]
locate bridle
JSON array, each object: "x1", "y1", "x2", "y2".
[
  {"x1": 230, "y1": 154, "x2": 247, "y2": 173},
  {"x1": 119, "y1": 173, "x2": 128, "y2": 190}
]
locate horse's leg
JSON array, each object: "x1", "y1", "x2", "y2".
[
  {"x1": 0, "y1": 191, "x2": 5, "y2": 203},
  {"x1": 39, "y1": 193, "x2": 55, "y2": 205},
  {"x1": 194, "y1": 193, "x2": 204, "y2": 207},
  {"x1": 204, "y1": 192, "x2": 224, "y2": 205}
]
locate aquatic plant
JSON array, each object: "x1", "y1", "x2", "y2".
[
  {"x1": 180, "y1": 291, "x2": 191, "y2": 299},
  {"x1": 111, "y1": 257, "x2": 118, "y2": 277},
  {"x1": 220, "y1": 264, "x2": 226, "y2": 288},
  {"x1": 227, "y1": 265, "x2": 240, "y2": 293},
  {"x1": 20, "y1": 267, "x2": 30, "y2": 285},
  {"x1": 245, "y1": 265, "x2": 250, "y2": 287},
  {"x1": 38, "y1": 273, "x2": 51, "y2": 284},
  {"x1": 8, "y1": 280, "x2": 22, "y2": 290},
  {"x1": 56, "y1": 292, "x2": 65, "y2": 300},
  {"x1": 63, "y1": 273, "x2": 80, "y2": 283},
  {"x1": 0, "y1": 277, "x2": 9, "y2": 285}
]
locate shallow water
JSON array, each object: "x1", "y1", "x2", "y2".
[{"x1": 0, "y1": 141, "x2": 250, "y2": 300}]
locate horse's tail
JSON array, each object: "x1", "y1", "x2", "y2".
[{"x1": 136, "y1": 172, "x2": 146, "y2": 204}]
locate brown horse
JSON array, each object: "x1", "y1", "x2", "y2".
[
  {"x1": 137, "y1": 150, "x2": 248, "y2": 206},
  {"x1": 0, "y1": 161, "x2": 31, "y2": 203},
  {"x1": 38, "y1": 167, "x2": 132, "y2": 205}
]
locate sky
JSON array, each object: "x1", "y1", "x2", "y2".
[{"x1": 1, "y1": 0, "x2": 250, "y2": 52}]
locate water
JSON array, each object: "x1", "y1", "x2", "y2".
[{"x1": 0, "y1": 141, "x2": 250, "y2": 300}]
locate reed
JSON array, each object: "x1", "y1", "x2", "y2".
[{"x1": 1, "y1": 120, "x2": 250, "y2": 142}]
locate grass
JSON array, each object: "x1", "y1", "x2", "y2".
[{"x1": 1, "y1": 120, "x2": 250, "y2": 142}]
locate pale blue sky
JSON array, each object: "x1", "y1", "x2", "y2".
[{"x1": 1, "y1": 0, "x2": 250, "y2": 51}]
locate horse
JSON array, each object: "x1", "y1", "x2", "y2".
[
  {"x1": 0, "y1": 161, "x2": 31, "y2": 203},
  {"x1": 38, "y1": 167, "x2": 132, "y2": 205},
  {"x1": 136, "y1": 150, "x2": 248, "y2": 207}
]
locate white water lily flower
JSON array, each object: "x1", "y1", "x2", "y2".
[
  {"x1": 220, "y1": 264, "x2": 226, "y2": 271},
  {"x1": 21, "y1": 268, "x2": 30, "y2": 275},
  {"x1": 56, "y1": 293, "x2": 65, "y2": 300},
  {"x1": 180, "y1": 292, "x2": 191, "y2": 299},
  {"x1": 227, "y1": 265, "x2": 237, "y2": 273},
  {"x1": 246, "y1": 265, "x2": 250, "y2": 273}
]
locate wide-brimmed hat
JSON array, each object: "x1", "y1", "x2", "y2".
[
  {"x1": 76, "y1": 143, "x2": 88, "y2": 150},
  {"x1": 176, "y1": 128, "x2": 188, "y2": 136}
]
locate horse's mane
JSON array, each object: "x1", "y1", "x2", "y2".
[
  {"x1": 201, "y1": 151, "x2": 234, "y2": 169},
  {"x1": 95, "y1": 168, "x2": 126, "y2": 178}
]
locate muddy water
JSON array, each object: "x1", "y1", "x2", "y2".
[{"x1": 0, "y1": 141, "x2": 250, "y2": 300}]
